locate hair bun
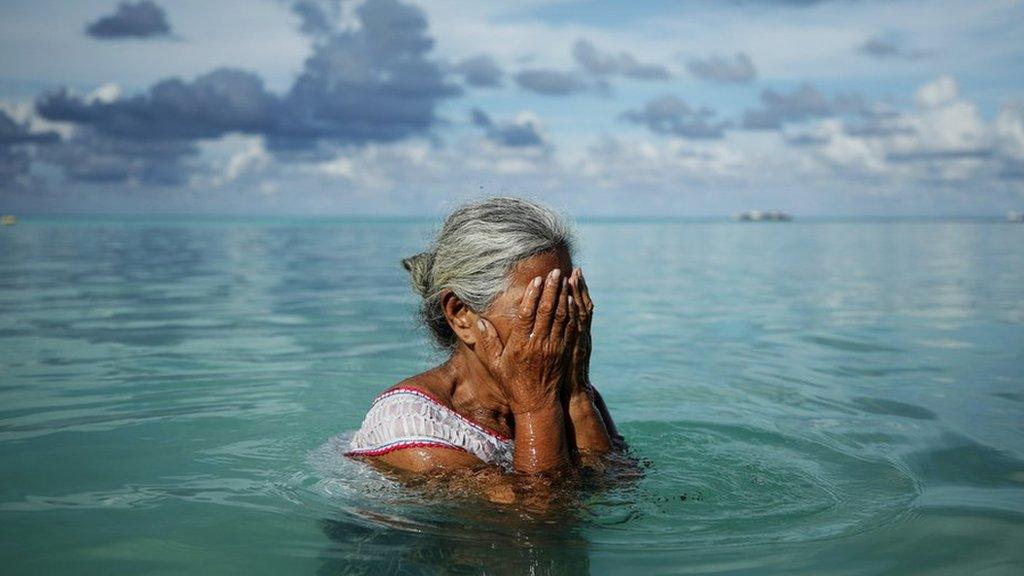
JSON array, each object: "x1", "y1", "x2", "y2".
[{"x1": 401, "y1": 251, "x2": 434, "y2": 297}]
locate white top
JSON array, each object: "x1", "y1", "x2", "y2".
[{"x1": 347, "y1": 386, "x2": 514, "y2": 469}]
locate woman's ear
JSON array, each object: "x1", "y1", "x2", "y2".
[{"x1": 440, "y1": 289, "x2": 479, "y2": 346}]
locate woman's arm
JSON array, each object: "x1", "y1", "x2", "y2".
[
  {"x1": 566, "y1": 385, "x2": 613, "y2": 453},
  {"x1": 476, "y1": 267, "x2": 575, "y2": 474},
  {"x1": 591, "y1": 386, "x2": 624, "y2": 445},
  {"x1": 564, "y1": 267, "x2": 617, "y2": 455},
  {"x1": 363, "y1": 268, "x2": 576, "y2": 479}
]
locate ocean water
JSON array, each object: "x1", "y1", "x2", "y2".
[{"x1": 1, "y1": 218, "x2": 1022, "y2": 575}]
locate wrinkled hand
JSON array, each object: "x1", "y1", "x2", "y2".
[
  {"x1": 566, "y1": 267, "x2": 594, "y2": 396},
  {"x1": 476, "y1": 268, "x2": 577, "y2": 414}
]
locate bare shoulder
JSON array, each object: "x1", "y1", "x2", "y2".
[
  {"x1": 381, "y1": 366, "x2": 453, "y2": 406},
  {"x1": 358, "y1": 366, "x2": 477, "y2": 473}
]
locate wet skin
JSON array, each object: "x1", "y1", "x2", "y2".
[{"x1": 359, "y1": 247, "x2": 618, "y2": 481}]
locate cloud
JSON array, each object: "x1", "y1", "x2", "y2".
[
  {"x1": 37, "y1": 69, "x2": 277, "y2": 141},
  {"x1": 572, "y1": 39, "x2": 671, "y2": 80},
  {"x1": 276, "y1": 0, "x2": 460, "y2": 149},
  {"x1": 886, "y1": 76, "x2": 992, "y2": 167},
  {"x1": 453, "y1": 55, "x2": 504, "y2": 88},
  {"x1": 85, "y1": 1, "x2": 172, "y2": 40},
  {"x1": 686, "y1": 53, "x2": 757, "y2": 84},
  {"x1": 45, "y1": 133, "x2": 196, "y2": 185},
  {"x1": 580, "y1": 134, "x2": 746, "y2": 195},
  {"x1": 914, "y1": 74, "x2": 958, "y2": 109},
  {"x1": 47, "y1": 0, "x2": 459, "y2": 146},
  {"x1": 622, "y1": 95, "x2": 729, "y2": 139},
  {"x1": 514, "y1": 69, "x2": 596, "y2": 96},
  {"x1": 858, "y1": 34, "x2": 927, "y2": 60},
  {"x1": 470, "y1": 108, "x2": 546, "y2": 147},
  {"x1": 779, "y1": 76, "x2": 1023, "y2": 188},
  {"x1": 742, "y1": 84, "x2": 867, "y2": 130},
  {"x1": 290, "y1": 0, "x2": 338, "y2": 37},
  {"x1": 0, "y1": 109, "x2": 60, "y2": 146},
  {"x1": 35, "y1": 0, "x2": 460, "y2": 184},
  {"x1": 0, "y1": 108, "x2": 59, "y2": 186}
]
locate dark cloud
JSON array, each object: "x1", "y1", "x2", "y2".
[
  {"x1": 686, "y1": 53, "x2": 757, "y2": 84},
  {"x1": 844, "y1": 117, "x2": 914, "y2": 137},
  {"x1": 37, "y1": 69, "x2": 277, "y2": 141},
  {"x1": 785, "y1": 132, "x2": 832, "y2": 146},
  {"x1": 85, "y1": 1, "x2": 172, "y2": 39},
  {"x1": 36, "y1": 0, "x2": 460, "y2": 184},
  {"x1": 0, "y1": 110, "x2": 59, "y2": 145},
  {"x1": 622, "y1": 95, "x2": 728, "y2": 139},
  {"x1": 572, "y1": 39, "x2": 671, "y2": 80},
  {"x1": 0, "y1": 146, "x2": 31, "y2": 185},
  {"x1": 858, "y1": 35, "x2": 928, "y2": 59},
  {"x1": 277, "y1": 0, "x2": 460, "y2": 148},
  {"x1": 470, "y1": 108, "x2": 545, "y2": 147},
  {"x1": 514, "y1": 69, "x2": 592, "y2": 96},
  {"x1": 742, "y1": 84, "x2": 867, "y2": 130},
  {"x1": 0, "y1": 109, "x2": 58, "y2": 186},
  {"x1": 886, "y1": 148, "x2": 993, "y2": 163},
  {"x1": 291, "y1": 0, "x2": 336, "y2": 36},
  {"x1": 42, "y1": 132, "x2": 197, "y2": 185},
  {"x1": 453, "y1": 55, "x2": 504, "y2": 88},
  {"x1": 48, "y1": 0, "x2": 458, "y2": 146}
]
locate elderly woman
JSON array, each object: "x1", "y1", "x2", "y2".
[{"x1": 347, "y1": 197, "x2": 622, "y2": 478}]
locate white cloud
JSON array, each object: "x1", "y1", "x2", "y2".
[
  {"x1": 788, "y1": 75, "x2": 1024, "y2": 191},
  {"x1": 222, "y1": 137, "x2": 270, "y2": 183},
  {"x1": 86, "y1": 83, "x2": 122, "y2": 104},
  {"x1": 914, "y1": 75, "x2": 959, "y2": 109}
]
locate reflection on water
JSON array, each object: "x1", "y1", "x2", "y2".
[
  {"x1": 317, "y1": 509, "x2": 591, "y2": 576},
  {"x1": 1, "y1": 219, "x2": 1023, "y2": 574}
]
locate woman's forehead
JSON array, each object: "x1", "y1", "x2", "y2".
[{"x1": 508, "y1": 250, "x2": 573, "y2": 284}]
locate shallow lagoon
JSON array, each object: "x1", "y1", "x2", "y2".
[{"x1": 1, "y1": 218, "x2": 1022, "y2": 574}]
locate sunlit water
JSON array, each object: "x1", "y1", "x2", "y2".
[{"x1": 1, "y1": 218, "x2": 1022, "y2": 575}]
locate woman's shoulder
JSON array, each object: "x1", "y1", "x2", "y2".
[
  {"x1": 376, "y1": 369, "x2": 454, "y2": 408},
  {"x1": 348, "y1": 370, "x2": 513, "y2": 467}
]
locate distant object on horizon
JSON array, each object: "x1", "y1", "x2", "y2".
[
  {"x1": 0, "y1": 215, "x2": 16, "y2": 226},
  {"x1": 735, "y1": 210, "x2": 792, "y2": 222},
  {"x1": 1008, "y1": 211, "x2": 1024, "y2": 223}
]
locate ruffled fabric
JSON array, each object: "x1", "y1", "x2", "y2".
[{"x1": 347, "y1": 386, "x2": 514, "y2": 469}]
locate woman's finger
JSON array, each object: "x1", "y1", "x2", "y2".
[
  {"x1": 549, "y1": 277, "x2": 570, "y2": 345},
  {"x1": 569, "y1": 269, "x2": 584, "y2": 321},
  {"x1": 532, "y1": 268, "x2": 562, "y2": 339},
  {"x1": 476, "y1": 317, "x2": 504, "y2": 362},
  {"x1": 563, "y1": 294, "x2": 578, "y2": 349},
  {"x1": 579, "y1": 269, "x2": 594, "y2": 320},
  {"x1": 515, "y1": 275, "x2": 544, "y2": 336}
]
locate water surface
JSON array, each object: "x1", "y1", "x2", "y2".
[{"x1": 1, "y1": 218, "x2": 1022, "y2": 574}]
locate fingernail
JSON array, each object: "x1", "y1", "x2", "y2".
[
  {"x1": 477, "y1": 319, "x2": 485, "y2": 331},
  {"x1": 551, "y1": 268, "x2": 561, "y2": 280},
  {"x1": 568, "y1": 295, "x2": 574, "y2": 306},
  {"x1": 533, "y1": 276, "x2": 542, "y2": 287}
]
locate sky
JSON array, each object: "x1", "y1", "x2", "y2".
[{"x1": 1, "y1": 0, "x2": 1023, "y2": 216}]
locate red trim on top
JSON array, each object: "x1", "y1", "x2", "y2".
[
  {"x1": 345, "y1": 440, "x2": 468, "y2": 458},
  {"x1": 374, "y1": 385, "x2": 512, "y2": 442}
]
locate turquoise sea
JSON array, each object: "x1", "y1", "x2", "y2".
[{"x1": 1, "y1": 217, "x2": 1022, "y2": 575}]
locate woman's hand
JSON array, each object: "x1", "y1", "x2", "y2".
[
  {"x1": 566, "y1": 267, "x2": 594, "y2": 397},
  {"x1": 563, "y1": 267, "x2": 614, "y2": 456},
  {"x1": 476, "y1": 267, "x2": 577, "y2": 414}
]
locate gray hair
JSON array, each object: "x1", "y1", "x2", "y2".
[{"x1": 402, "y1": 196, "x2": 575, "y2": 350}]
